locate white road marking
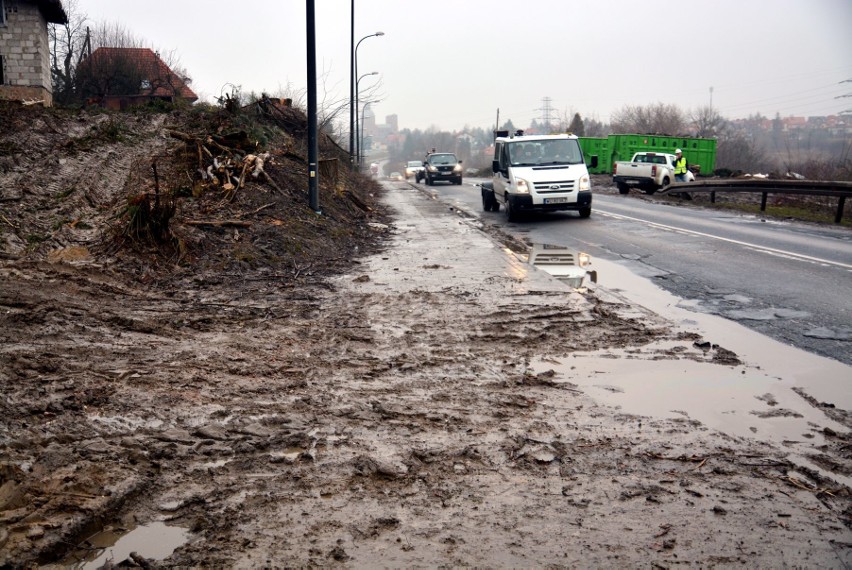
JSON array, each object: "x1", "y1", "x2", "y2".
[{"x1": 595, "y1": 209, "x2": 852, "y2": 271}]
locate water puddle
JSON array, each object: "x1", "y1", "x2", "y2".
[
  {"x1": 531, "y1": 344, "x2": 845, "y2": 444},
  {"x1": 586, "y1": 255, "x2": 851, "y2": 410},
  {"x1": 59, "y1": 521, "x2": 190, "y2": 569},
  {"x1": 269, "y1": 447, "x2": 305, "y2": 463},
  {"x1": 529, "y1": 252, "x2": 852, "y2": 485},
  {"x1": 198, "y1": 458, "x2": 231, "y2": 470}
]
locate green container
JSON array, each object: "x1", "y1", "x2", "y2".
[
  {"x1": 578, "y1": 137, "x2": 609, "y2": 174},
  {"x1": 607, "y1": 134, "x2": 717, "y2": 176}
]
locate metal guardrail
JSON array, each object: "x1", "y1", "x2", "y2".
[{"x1": 663, "y1": 179, "x2": 852, "y2": 223}]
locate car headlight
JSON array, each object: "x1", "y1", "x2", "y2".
[
  {"x1": 516, "y1": 178, "x2": 530, "y2": 194},
  {"x1": 453, "y1": 164, "x2": 462, "y2": 173},
  {"x1": 427, "y1": 165, "x2": 438, "y2": 172},
  {"x1": 577, "y1": 252, "x2": 591, "y2": 267},
  {"x1": 578, "y1": 174, "x2": 591, "y2": 191}
]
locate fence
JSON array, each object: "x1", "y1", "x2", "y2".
[{"x1": 664, "y1": 179, "x2": 852, "y2": 224}]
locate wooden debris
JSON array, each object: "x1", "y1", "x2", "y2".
[{"x1": 168, "y1": 130, "x2": 279, "y2": 197}]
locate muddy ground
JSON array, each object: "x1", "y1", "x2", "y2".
[{"x1": 1, "y1": 104, "x2": 850, "y2": 567}]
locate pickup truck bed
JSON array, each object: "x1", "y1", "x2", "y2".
[{"x1": 613, "y1": 152, "x2": 692, "y2": 194}]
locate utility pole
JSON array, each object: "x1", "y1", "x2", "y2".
[
  {"x1": 495, "y1": 108, "x2": 500, "y2": 131},
  {"x1": 348, "y1": 0, "x2": 355, "y2": 170},
  {"x1": 306, "y1": 0, "x2": 319, "y2": 212},
  {"x1": 709, "y1": 86, "x2": 714, "y2": 110}
]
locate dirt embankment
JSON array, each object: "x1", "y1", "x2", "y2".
[{"x1": 0, "y1": 104, "x2": 849, "y2": 567}]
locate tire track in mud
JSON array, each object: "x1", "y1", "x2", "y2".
[{"x1": 1, "y1": 113, "x2": 168, "y2": 257}]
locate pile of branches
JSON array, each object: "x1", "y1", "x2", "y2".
[{"x1": 168, "y1": 130, "x2": 282, "y2": 198}]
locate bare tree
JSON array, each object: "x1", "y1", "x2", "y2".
[
  {"x1": 49, "y1": 0, "x2": 88, "y2": 104},
  {"x1": 611, "y1": 103, "x2": 686, "y2": 135},
  {"x1": 75, "y1": 23, "x2": 145, "y2": 100},
  {"x1": 716, "y1": 135, "x2": 768, "y2": 173},
  {"x1": 51, "y1": 14, "x2": 192, "y2": 104},
  {"x1": 584, "y1": 117, "x2": 607, "y2": 137},
  {"x1": 689, "y1": 105, "x2": 725, "y2": 138}
]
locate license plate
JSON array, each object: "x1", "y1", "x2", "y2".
[{"x1": 544, "y1": 197, "x2": 568, "y2": 204}]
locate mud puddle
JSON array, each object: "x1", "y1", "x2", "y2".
[
  {"x1": 50, "y1": 521, "x2": 190, "y2": 569},
  {"x1": 585, "y1": 255, "x2": 851, "y2": 408},
  {"x1": 528, "y1": 251, "x2": 851, "y2": 485}
]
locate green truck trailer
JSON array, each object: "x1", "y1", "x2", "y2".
[{"x1": 579, "y1": 134, "x2": 717, "y2": 176}]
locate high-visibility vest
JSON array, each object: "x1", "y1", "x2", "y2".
[{"x1": 674, "y1": 156, "x2": 687, "y2": 175}]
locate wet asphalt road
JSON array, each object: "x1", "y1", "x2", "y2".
[{"x1": 408, "y1": 178, "x2": 852, "y2": 365}]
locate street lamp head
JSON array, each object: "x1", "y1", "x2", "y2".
[
  {"x1": 357, "y1": 71, "x2": 379, "y2": 85},
  {"x1": 375, "y1": 31, "x2": 385, "y2": 37}
]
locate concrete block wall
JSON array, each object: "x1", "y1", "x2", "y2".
[{"x1": 0, "y1": 1, "x2": 54, "y2": 105}]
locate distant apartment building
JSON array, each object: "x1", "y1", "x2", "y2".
[
  {"x1": 363, "y1": 112, "x2": 399, "y2": 147},
  {"x1": 0, "y1": 0, "x2": 67, "y2": 106}
]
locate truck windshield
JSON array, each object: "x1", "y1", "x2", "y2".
[{"x1": 509, "y1": 140, "x2": 583, "y2": 166}]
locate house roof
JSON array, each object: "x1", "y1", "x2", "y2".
[
  {"x1": 33, "y1": 0, "x2": 68, "y2": 24},
  {"x1": 83, "y1": 47, "x2": 198, "y2": 101}
]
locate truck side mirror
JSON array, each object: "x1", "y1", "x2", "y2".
[
  {"x1": 458, "y1": 160, "x2": 463, "y2": 164},
  {"x1": 589, "y1": 155, "x2": 598, "y2": 168},
  {"x1": 492, "y1": 159, "x2": 500, "y2": 173}
]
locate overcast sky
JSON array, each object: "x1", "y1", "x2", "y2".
[{"x1": 75, "y1": 0, "x2": 852, "y2": 131}]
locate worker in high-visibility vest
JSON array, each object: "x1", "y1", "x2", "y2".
[{"x1": 674, "y1": 149, "x2": 689, "y2": 182}]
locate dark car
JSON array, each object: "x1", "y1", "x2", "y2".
[{"x1": 419, "y1": 152, "x2": 463, "y2": 185}]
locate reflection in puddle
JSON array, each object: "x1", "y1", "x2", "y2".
[
  {"x1": 65, "y1": 521, "x2": 190, "y2": 569},
  {"x1": 529, "y1": 254, "x2": 852, "y2": 486},
  {"x1": 527, "y1": 243, "x2": 596, "y2": 288}
]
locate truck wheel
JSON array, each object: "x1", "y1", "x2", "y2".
[
  {"x1": 617, "y1": 183, "x2": 630, "y2": 195},
  {"x1": 491, "y1": 200, "x2": 500, "y2": 212},
  {"x1": 481, "y1": 191, "x2": 491, "y2": 212},
  {"x1": 505, "y1": 196, "x2": 518, "y2": 222},
  {"x1": 578, "y1": 206, "x2": 592, "y2": 219}
]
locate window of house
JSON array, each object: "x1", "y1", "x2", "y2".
[
  {"x1": 0, "y1": 0, "x2": 6, "y2": 25},
  {"x1": 0, "y1": 55, "x2": 5, "y2": 85}
]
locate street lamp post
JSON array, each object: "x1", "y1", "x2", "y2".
[
  {"x1": 350, "y1": 31, "x2": 384, "y2": 169},
  {"x1": 356, "y1": 71, "x2": 378, "y2": 168},
  {"x1": 360, "y1": 100, "x2": 380, "y2": 171}
]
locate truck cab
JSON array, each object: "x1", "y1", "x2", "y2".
[{"x1": 483, "y1": 131, "x2": 596, "y2": 221}]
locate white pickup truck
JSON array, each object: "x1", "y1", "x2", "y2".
[{"x1": 612, "y1": 152, "x2": 693, "y2": 194}]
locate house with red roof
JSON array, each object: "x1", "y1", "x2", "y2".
[
  {"x1": 0, "y1": 0, "x2": 67, "y2": 106},
  {"x1": 77, "y1": 47, "x2": 197, "y2": 109}
]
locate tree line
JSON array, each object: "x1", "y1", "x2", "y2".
[{"x1": 384, "y1": 103, "x2": 850, "y2": 180}]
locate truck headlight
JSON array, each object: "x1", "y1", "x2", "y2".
[
  {"x1": 578, "y1": 252, "x2": 591, "y2": 267},
  {"x1": 578, "y1": 174, "x2": 591, "y2": 191},
  {"x1": 516, "y1": 178, "x2": 530, "y2": 194}
]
